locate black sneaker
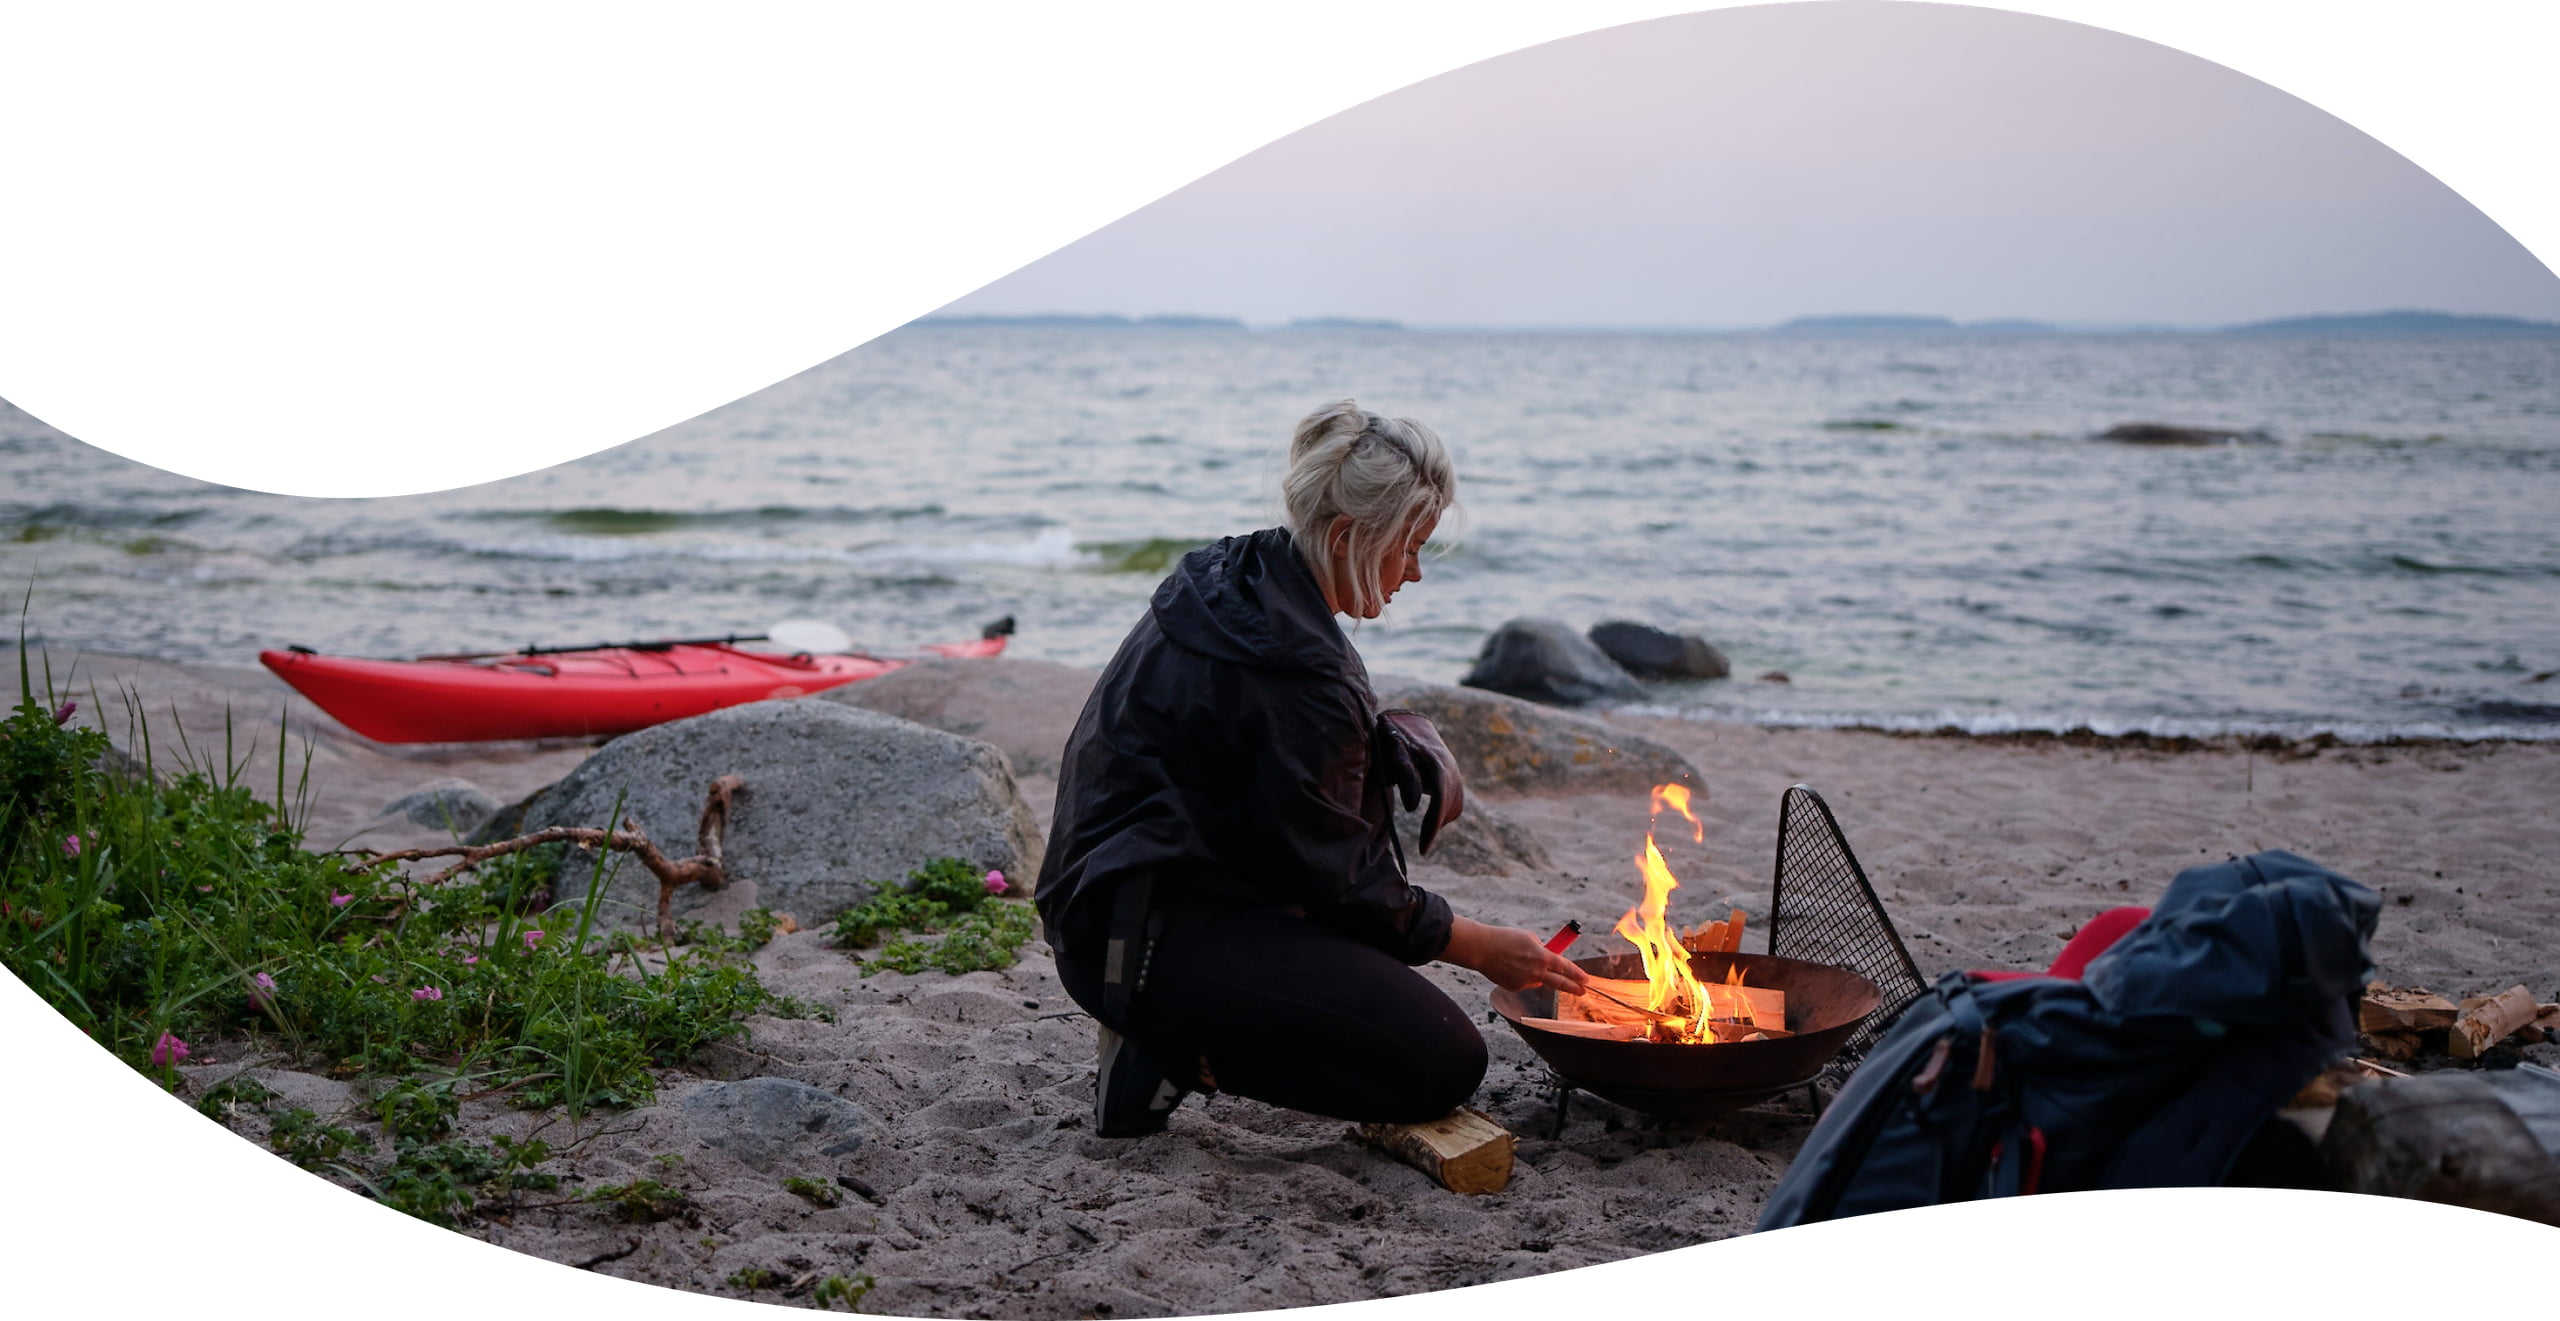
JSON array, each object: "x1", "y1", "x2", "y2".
[{"x1": 1094, "y1": 1025, "x2": 1187, "y2": 1138}]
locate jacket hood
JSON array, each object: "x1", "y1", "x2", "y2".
[
  {"x1": 1151, "y1": 527, "x2": 1363, "y2": 682},
  {"x1": 2080, "y1": 849, "x2": 2378, "y2": 1026}
]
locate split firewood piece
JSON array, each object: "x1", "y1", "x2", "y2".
[
  {"x1": 2450, "y1": 985, "x2": 2541, "y2": 1060},
  {"x1": 2359, "y1": 985, "x2": 2460, "y2": 1035},
  {"x1": 1681, "y1": 909, "x2": 1750, "y2": 955},
  {"x1": 1566, "y1": 976, "x2": 1787, "y2": 1031},
  {"x1": 1711, "y1": 983, "x2": 1787, "y2": 1030},
  {"x1": 2361, "y1": 1032, "x2": 2422, "y2": 1063},
  {"x1": 1520, "y1": 1017, "x2": 1644, "y2": 1041},
  {"x1": 2292, "y1": 1061, "x2": 2391, "y2": 1109},
  {"x1": 1354, "y1": 1107, "x2": 1515, "y2": 1195}
]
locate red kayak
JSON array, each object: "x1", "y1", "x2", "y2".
[{"x1": 261, "y1": 620, "x2": 1010, "y2": 744}]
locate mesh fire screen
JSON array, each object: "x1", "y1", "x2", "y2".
[{"x1": 1767, "y1": 783, "x2": 1929, "y2": 1069}]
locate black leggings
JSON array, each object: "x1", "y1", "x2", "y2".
[{"x1": 1058, "y1": 899, "x2": 1488, "y2": 1125}]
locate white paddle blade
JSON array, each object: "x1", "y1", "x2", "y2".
[{"x1": 766, "y1": 619, "x2": 854, "y2": 654}]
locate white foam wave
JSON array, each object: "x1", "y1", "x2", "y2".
[
  {"x1": 449, "y1": 525, "x2": 1091, "y2": 571},
  {"x1": 1614, "y1": 701, "x2": 2560, "y2": 745}
]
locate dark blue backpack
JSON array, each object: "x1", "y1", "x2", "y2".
[{"x1": 1758, "y1": 850, "x2": 2379, "y2": 1229}]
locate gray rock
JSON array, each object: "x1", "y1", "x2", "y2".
[
  {"x1": 375, "y1": 776, "x2": 502, "y2": 833},
  {"x1": 1394, "y1": 798, "x2": 1551, "y2": 877},
  {"x1": 2096, "y1": 423, "x2": 2273, "y2": 446},
  {"x1": 94, "y1": 743, "x2": 156, "y2": 786},
  {"x1": 1587, "y1": 620, "x2": 1731, "y2": 681},
  {"x1": 1460, "y1": 617, "x2": 1646, "y2": 706},
  {"x1": 820, "y1": 656, "x2": 1098, "y2": 778},
  {"x1": 677, "y1": 1077, "x2": 875, "y2": 1171},
  {"x1": 469, "y1": 781, "x2": 553, "y2": 844},
  {"x1": 1373, "y1": 679, "x2": 1701, "y2": 798},
  {"x1": 484, "y1": 700, "x2": 1043, "y2": 929}
]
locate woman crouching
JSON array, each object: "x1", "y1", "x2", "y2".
[{"x1": 1036, "y1": 399, "x2": 1589, "y2": 1137}]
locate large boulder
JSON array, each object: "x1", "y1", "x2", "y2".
[
  {"x1": 819, "y1": 657, "x2": 1097, "y2": 778},
  {"x1": 1587, "y1": 621, "x2": 1731, "y2": 681},
  {"x1": 478, "y1": 700, "x2": 1042, "y2": 929},
  {"x1": 1394, "y1": 798, "x2": 1552, "y2": 877},
  {"x1": 1460, "y1": 617, "x2": 1646, "y2": 706},
  {"x1": 1373, "y1": 679, "x2": 1701, "y2": 798}
]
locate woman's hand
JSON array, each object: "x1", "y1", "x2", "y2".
[{"x1": 1441, "y1": 916, "x2": 1590, "y2": 994}]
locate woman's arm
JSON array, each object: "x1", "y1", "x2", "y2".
[
  {"x1": 1247, "y1": 677, "x2": 1452, "y2": 963},
  {"x1": 1439, "y1": 916, "x2": 1590, "y2": 994}
]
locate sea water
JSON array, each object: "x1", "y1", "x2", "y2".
[{"x1": 5, "y1": 325, "x2": 2557, "y2": 742}]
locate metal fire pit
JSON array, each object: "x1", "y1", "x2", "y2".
[{"x1": 1491, "y1": 950, "x2": 1882, "y2": 1119}]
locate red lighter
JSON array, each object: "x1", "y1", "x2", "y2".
[{"x1": 1544, "y1": 919, "x2": 1582, "y2": 954}]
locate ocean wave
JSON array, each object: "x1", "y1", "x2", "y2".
[
  {"x1": 1615, "y1": 701, "x2": 2560, "y2": 745},
  {"x1": 467, "y1": 503, "x2": 949, "y2": 535}
]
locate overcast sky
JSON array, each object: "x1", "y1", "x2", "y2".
[{"x1": 937, "y1": 3, "x2": 2560, "y2": 328}]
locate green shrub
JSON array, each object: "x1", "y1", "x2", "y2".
[
  {"x1": 830, "y1": 857, "x2": 1035, "y2": 976},
  {"x1": 0, "y1": 655, "x2": 786, "y2": 1114},
  {"x1": 781, "y1": 1174, "x2": 842, "y2": 1208}
]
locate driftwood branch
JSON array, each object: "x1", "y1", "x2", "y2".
[{"x1": 343, "y1": 776, "x2": 746, "y2": 940}]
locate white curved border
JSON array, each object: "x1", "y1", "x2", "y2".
[
  {"x1": 8, "y1": 1, "x2": 2560, "y2": 1315},
  {"x1": 0, "y1": 1, "x2": 2552, "y2": 496}
]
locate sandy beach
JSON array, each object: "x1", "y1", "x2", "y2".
[{"x1": 33, "y1": 648, "x2": 2560, "y2": 1316}]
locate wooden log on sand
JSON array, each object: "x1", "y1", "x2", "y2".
[
  {"x1": 2321, "y1": 1073, "x2": 2560, "y2": 1225},
  {"x1": 1355, "y1": 1108, "x2": 1515, "y2": 1195},
  {"x1": 2449, "y1": 985, "x2": 2540, "y2": 1060},
  {"x1": 2358, "y1": 984, "x2": 2459, "y2": 1034}
]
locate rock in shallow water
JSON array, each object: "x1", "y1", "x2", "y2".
[
  {"x1": 1587, "y1": 620, "x2": 1730, "y2": 681},
  {"x1": 2096, "y1": 422, "x2": 2274, "y2": 446},
  {"x1": 473, "y1": 700, "x2": 1042, "y2": 929},
  {"x1": 1459, "y1": 617, "x2": 1645, "y2": 707}
]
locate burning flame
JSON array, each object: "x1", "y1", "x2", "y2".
[{"x1": 1612, "y1": 783, "x2": 1723, "y2": 1043}]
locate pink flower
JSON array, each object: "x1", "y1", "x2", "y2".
[
  {"x1": 328, "y1": 893, "x2": 353, "y2": 907},
  {"x1": 984, "y1": 869, "x2": 1007, "y2": 895},
  {"x1": 521, "y1": 929, "x2": 545, "y2": 949},
  {"x1": 460, "y1": 954, "x2": 480, "y2": 966},
  {"x1": 247, "y1": 972, "x2": 277, "y2": 1011},
  {"x1": 51, "y1": 700, "x2": 76, "y2": 725},
  {"x1": 61, "y1": 834, "x2": 81, "y2": 858},
  {"x1": 150, "y1": 1032, "x2": 189, "y2": 1067},
  {"x1": 411, "y1": 986, "x2": 443, "y2": 1003}
]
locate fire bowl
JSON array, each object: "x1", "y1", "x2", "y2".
[{"x1": 1491, "y1": 950, "x2": 1883, "y2": 1119}]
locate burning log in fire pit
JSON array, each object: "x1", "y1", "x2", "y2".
[{"x1": 1493, "y1": 783, "x2": 1881, "y2": 1118}]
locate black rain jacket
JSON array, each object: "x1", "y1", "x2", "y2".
[{"x1": 1035, "y1": 527, "x2": 1454, "y2": 966}]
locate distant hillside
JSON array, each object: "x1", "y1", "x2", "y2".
[
  {"x1": 2221, "y1": 310, "x2": 2560, "y2": 338},
  {"x1": 1288, "y1": 316, "x2": 1404, "y2": 331},
  {"x1": 1770, "y1": 315, "x2": 2054, "y2": 336},
  {"x1": 915, "y1": 313, "x2": 1244, "y2": 330},
  {"x1": 1771, "y1": 315, "x2": 1955, "y2": 335}
]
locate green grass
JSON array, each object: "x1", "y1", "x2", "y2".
[{"x1": 0, "y1": 658, "x2": 776, "y2": 1112}]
